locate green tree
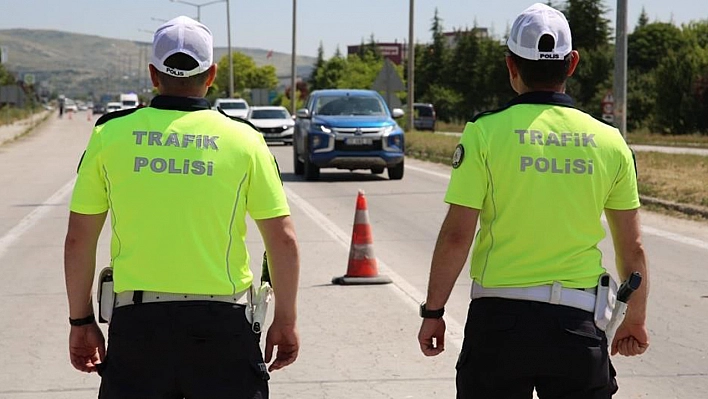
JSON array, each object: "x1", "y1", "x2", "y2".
[
  {"x1": 316, "y1": 49, "x2": 347, "y2": 89},
  {"x1": 339, "y1": 53, "x2": 383, "y2": 89},
  {"x1": 415, "y1": 8, "x2": 449, "y2": 108},
  {"x1": 626, "y1": 71, "x2": 656, "y2": 131},
  {"x1": 309, "y1": 42, "x2": 327, "y2": 90},
  {"x1": 628, "y1": 22, "x2": 684, "y2": 74},
  {"x1": 249, "y1": 64, "x2": 278, "y2": 89},
  {"x1": 563, "y1": 0, "x2": 612, "y2": 50},
  {"x1": 0, "y1": 63, "x2": 14, "y2": 86},
  {"x1": 566, "y1": 46, "x2": 614, "y2": 113},
  {"x1": 637, "y1": 7, "x2": 649, "y2": 29},
  {"x1": 446, "y1": 29, "x2": 482, "y2": 120},
  {"x1": 653, "y1": 45, "x2": 708, "y2": 134},
  {"x1": 214, "y1": 52, "x2": 278, "y2": 97}
]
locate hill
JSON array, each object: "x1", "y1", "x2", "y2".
[{"x1": 0, "y1": 29, "x2": 316, "y2": 99}]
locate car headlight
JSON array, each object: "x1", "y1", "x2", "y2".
[
  {"x1": 382, "y1": 125, "x2": 395, "y2": 135},
  {"x1": 318, "y1": 125, "x2": 332, "y2": 133}
]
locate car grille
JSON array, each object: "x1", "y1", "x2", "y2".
[
  {"x1": 259, "y1": 126, "x2": 289, "y2": 134},
  {"x1": 335, "y1": 140, "x2": 382, "y2": 152}
]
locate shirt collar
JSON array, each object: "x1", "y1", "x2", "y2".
[
  {"x1": 149, "y1": 95, "x2": 211, "y2": 112},
  {"x1": 506, "y1": 91, "x2": 575, "y2": 108}
]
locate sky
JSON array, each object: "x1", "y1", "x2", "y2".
[{"x1": 1, "y1": 0, "x2": 707, "y2": 58}]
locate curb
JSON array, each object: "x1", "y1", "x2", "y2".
[
  {"x1": 0, "y1": 110, "x2": 52, "y2": 146},
  {"x1": 640, "y1": 195, "x2": 708, "y2": 219}
]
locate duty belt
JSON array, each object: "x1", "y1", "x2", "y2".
[
  {"x1": 470, "y1": 281, "x2": 596, "y2": 313},
  {"x1": 114, "y1": 290, "x2": 247, "y2": 308}
]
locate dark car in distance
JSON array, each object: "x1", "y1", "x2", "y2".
[
  {"x1": 413, "y1": 103, "x2": 436, "y2": 131},
  {"x1": 92, "y1": 103, "x2": 106, "y2": 115}
]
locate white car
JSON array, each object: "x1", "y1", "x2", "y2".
[
  {"x1": 106, "y1": 102, "x2": 123, "y2": 113},
  {"x1": 247, "y1": 106, "x2": 295, "y2": 145},
  {"x1": 213, "y1": 98, "x2": 249, "y2": 119}
]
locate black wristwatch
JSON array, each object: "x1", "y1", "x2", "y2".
[
  {"x1": 419, "y1": 302, "x2": 445, "y2": 319},
  {"x1": 69, "y1": 314, "x2": 96, "y2": 326}
]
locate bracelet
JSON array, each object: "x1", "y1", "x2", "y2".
[{"x1": 69, "y1": 314, "x2": 95, "y2": 326}]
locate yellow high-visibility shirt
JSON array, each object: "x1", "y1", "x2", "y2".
[
  {"x1": 70, "y1": 96, "x2": 289, "y2": 295},
  {"x1": 446, "y1": 92, "x2": 639, "y2": 288}
]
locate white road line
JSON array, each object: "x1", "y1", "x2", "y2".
[
  {"x1": 284, "y1": 185, "x2": 466, "y2": 350},
  {"x1": 407, "y1": 162, "x2": 708, "y2": 251},
  {"x1": 0, "y1": 178, "x2": 76, "y2": 260},
  {"x1": 640, "y1": 226, "x2": 708, "y2": 251}
]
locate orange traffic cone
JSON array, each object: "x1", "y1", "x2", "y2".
[{"x1": 332, "y1": 190, "x2": 392, "y2": 285}]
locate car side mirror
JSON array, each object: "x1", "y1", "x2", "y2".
[
  {"x1": 391, "y1": 108, "x2": 405, "y2": 119},
  {"x1": 296, "y1": 108, "x2": 310, "y2": 119}
]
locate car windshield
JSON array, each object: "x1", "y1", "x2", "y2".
[
  {"x1": 415, "y1": 105, "x2": 434, "y2": 117},
  {"x1": 251, "y1": 109, "x2": 290, "y2": 119},
  {"x1": 219, "y1": 102, "x2": 247, "y2": 110},
  {"x1": 315, "y1": 95, "x2": 386, "y2": 116}
]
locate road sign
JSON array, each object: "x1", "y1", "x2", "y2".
[
  {"x1": 372, "y1": 58, "x2": 405, "y2": 109},
  {"x1": 23, "y1": 73, "x2": 35, "y2": 86},
  {"x1": 372, "y1": 58, "x2": 405, "y2": 92},
  {"x1": 601, "y1": 90, "x2": 614, "y2": 121}
]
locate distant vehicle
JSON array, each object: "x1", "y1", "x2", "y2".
[
  {"x1": 413, "y1": 103, "x2": 436, "y2": 131},
  {"x1": 119, "y1": 93, "x2": 139, "y2": 110},
  {"x1": 247, "y1": 106, "x2": 294, "y2": 145},
  {"x1": 92, "y1": 103, "x2": 106, "y2": 115},
  {"x1": 106, "y1": 102, "x2": 123, "y2": 113},
  {"x1": 293, "y1": 89, "x2": 405, "y2": 181},
  {"x1": 213, "y1": 98, "x2": 249, "y2": 119},
  {"x1": 64, "y1": 99, "x2": 78, "y2": 113}
]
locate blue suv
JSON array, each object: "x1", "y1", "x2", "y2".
[{"x1": 293, "y1": 89, "x2": 405, "y2": 180}]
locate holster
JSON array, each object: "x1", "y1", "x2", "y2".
[
  {"x1": 97, "y1": 267, "x2": 115, "y2": 323},
  {"x1": 593, "y1": 273, "x2": 618, "y2": 331},
  {"x1": 245, "y1": 282, "x2": 274, "y2": 334}
]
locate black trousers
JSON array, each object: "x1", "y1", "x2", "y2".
[
  {"x1": 97, "y1": 302, "x2": 269, "y2": 399},
  {"x1": 456, "y1": 298, "x2": 618, "y2": 399}
]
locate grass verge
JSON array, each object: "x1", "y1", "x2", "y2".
[{"x1": 405, "y1": 130, "x2": 708, "y2": 221}]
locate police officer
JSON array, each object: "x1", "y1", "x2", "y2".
[
  {"x1": 64, "y1": 16, "x2": 300, "y2": 399},
  {"x1": 417, "y1": 3, "x2": 649, "y2": 398}
]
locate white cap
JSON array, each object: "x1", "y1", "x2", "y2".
[
  {"x1": 507, "y1": 3, "x2": 572, "y2": 61},
  {"x1": 151, "y1": 16, "x2": 213, "y2": 77}
]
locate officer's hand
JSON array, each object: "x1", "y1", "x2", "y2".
[
  {"x1": 611, "y1": 321, "x2": 649, "y2": 356},
  {"x1": 69, "y1": 322, "x2": 105, "y2": 373},
  {"x1": 264, "y1": 321, "x2": 299, "y2": 372},
  {"x1": 418, "y1": 317, "x2": 446, "y2": 356}
]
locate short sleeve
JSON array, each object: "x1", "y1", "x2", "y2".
[
  {"x1": 605, "y1": 147, "x2": 640, "y2": 210},
  {"x1": 444, "y1": 122, "x2": 488, "y2": 209},
  {"x1": 246, "y1": 137, "x2": 290, "y2": 220},
  {"x1": 70, "y1": 129, "x2": 109, "y2": 214}
]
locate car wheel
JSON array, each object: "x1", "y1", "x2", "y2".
[
  {"x1": 304, "y1": 155, "x2": 320, "y2": 181},
  {"x1": 388, "y1": 160, "x2": 404, "y2": 180},
  {"x1": 371, "y1": 167, "x2": 384, "y2": 175},
  {"x1": 293, "y1": 142, "x2": 304, "y2": 175}
]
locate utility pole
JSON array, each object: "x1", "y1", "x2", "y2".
[
  {"x1": 406, "y1": 0, "x2": 415, "y2": 132},
  {"x1": 614, "y1": 0, "x2": 628, "y2": 139},
  {"x1": 290, "y1": 0, "x2": 297, "y2": 116},
  {"x1": 169, "y1": 0, "x2": 233, "y2": 97},
  {"x1": 227, "y1": 0, "x2": 233, "y2": 97}
]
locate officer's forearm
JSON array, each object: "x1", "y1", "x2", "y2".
[
  {"x1": 63, "y1": 212, "x2": 106, "y2": 319},
  {"x1": 615, "y1": 249, "x2": 648, "y2": 324},
  {"x1": 261, "y1": 218, "x2": 300, "y2": 325},
  {"x1": 64, "y1": 236, "x2": 98, "y2": 319},
  {"x1": 425, "y1": 206, "x2": 478, "y2": 310}
]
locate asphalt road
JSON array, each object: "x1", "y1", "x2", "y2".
[{"x1": 1, "y1": 113, "x2": 707, "y2": 398}]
